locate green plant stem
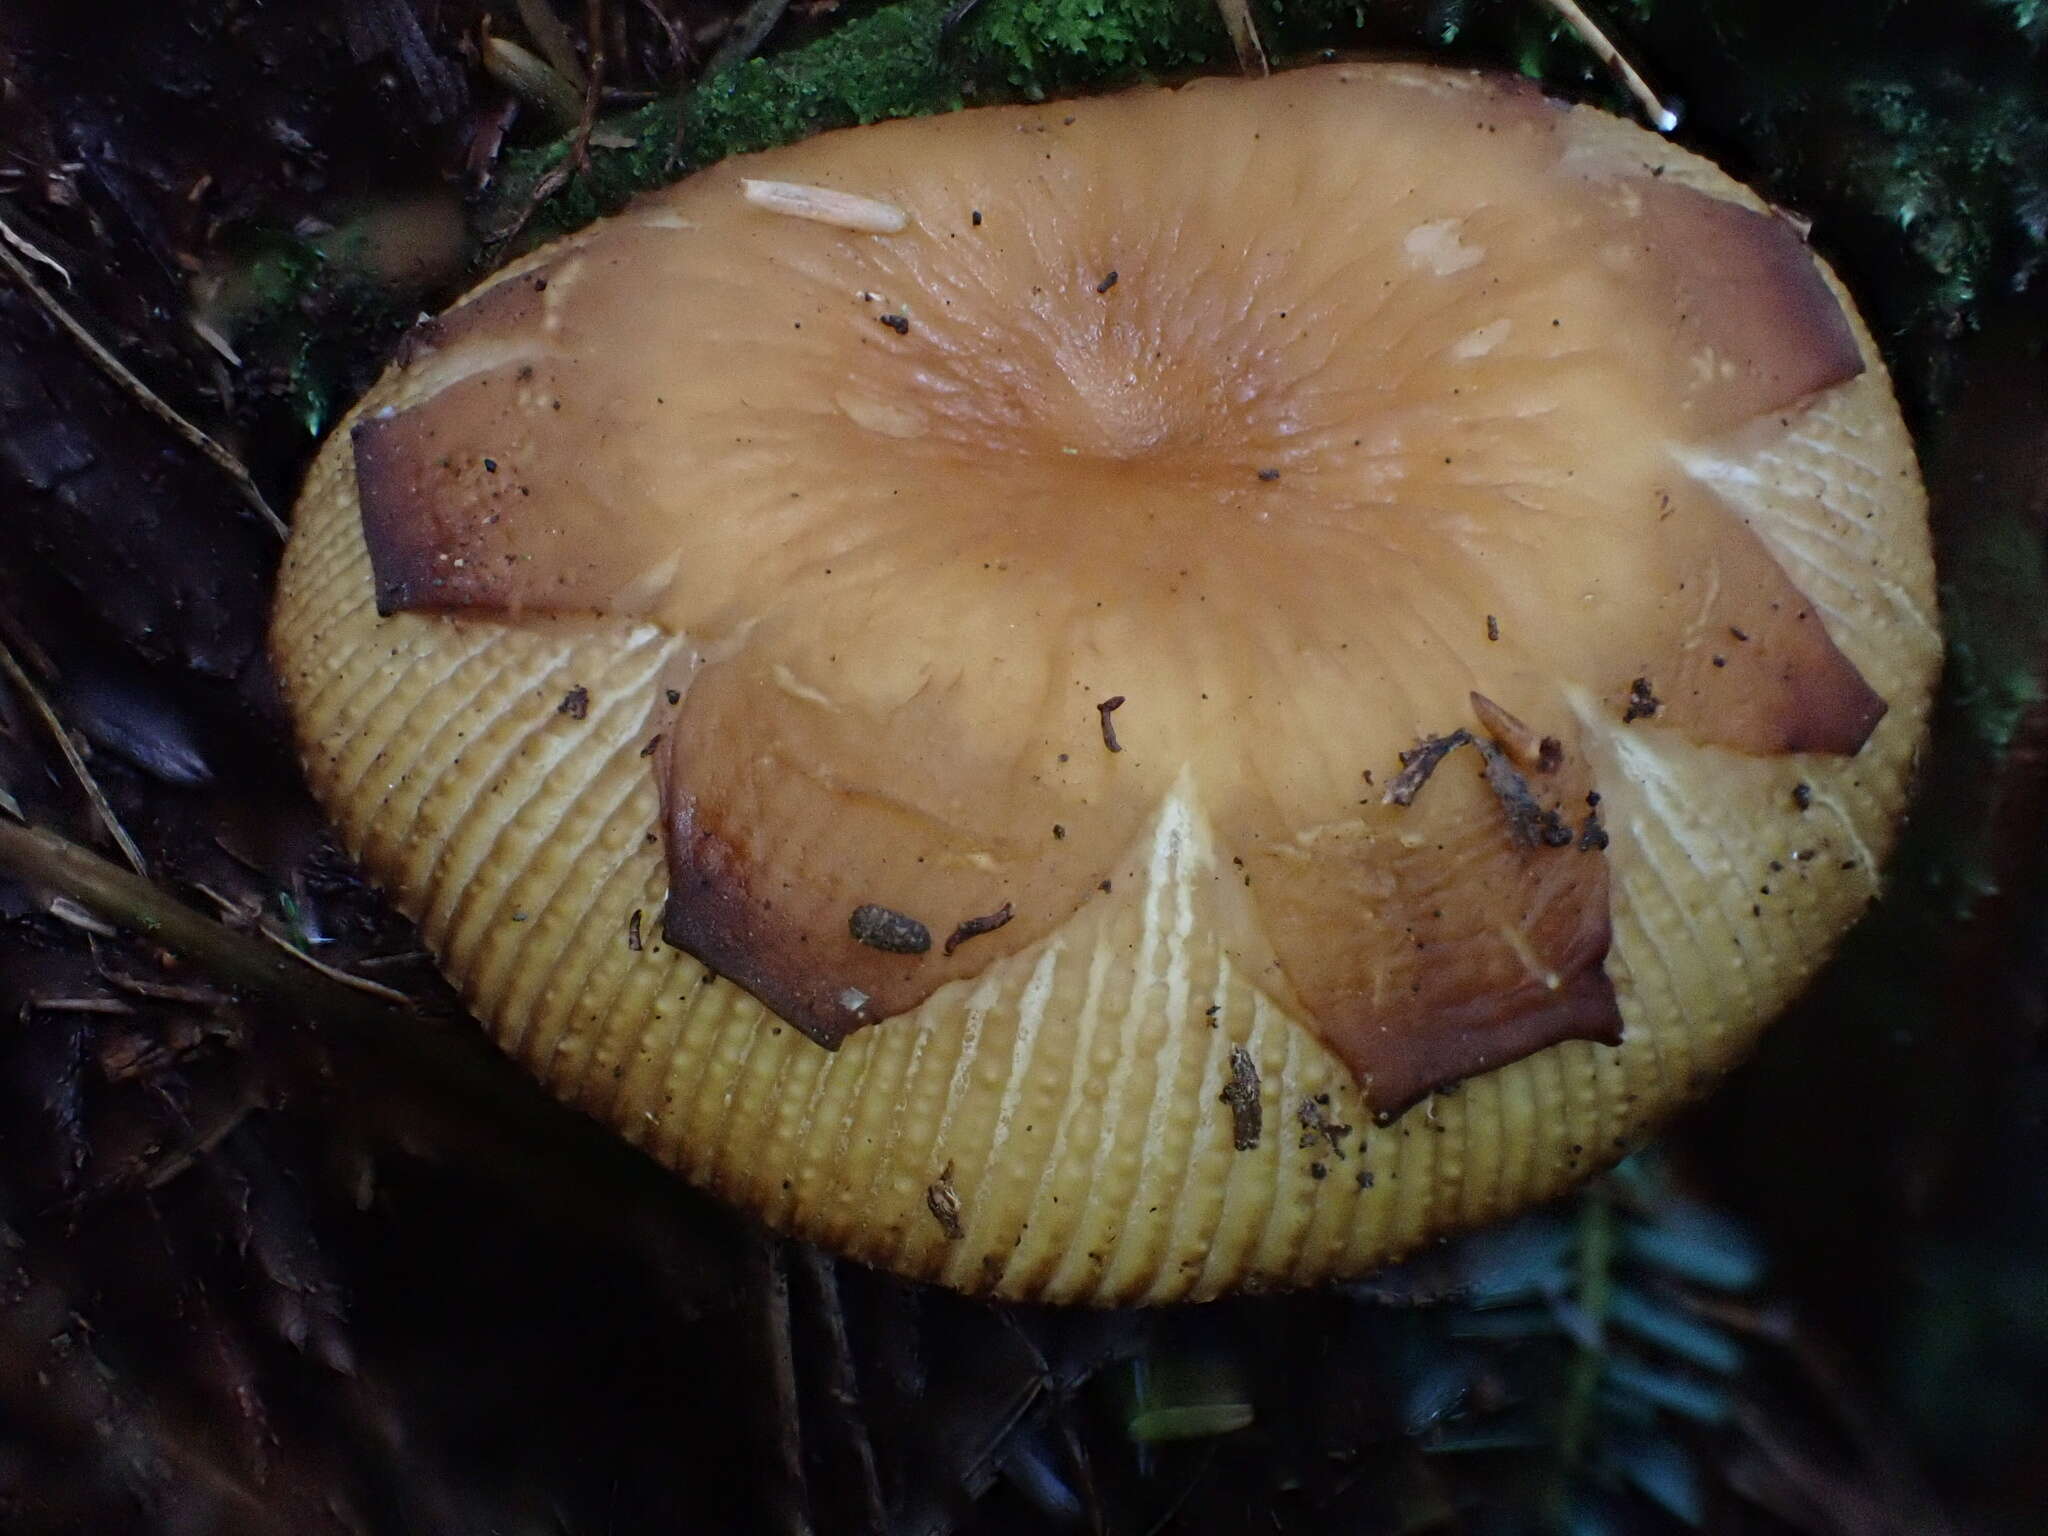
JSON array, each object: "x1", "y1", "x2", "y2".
[
  {"x1": 1558, "y1": 1189, "x2": 1617, "y2": 1466},
  {"x1": 0, "y1": 818, "x2": 401, "y2": 1032}
]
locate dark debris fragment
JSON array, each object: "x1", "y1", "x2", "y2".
[
  {"x1": 1297, "y1": 1097, "x2": 1351, "y2": 1160},
  {"x1": 1578, "y1": 808, "x2": 1611, "y2": 852},
  {"x1": 1220, "y1": 1045, "x2": 1262, "y2": 1150},
  {"x1": 1383, "y1": 729, "x2": 1473, "y2": 806},
  {"x1": 849, "y1": 903, "x2": 931, "y2": 955},
  {"x1": 1096, "y1": 695, "x2": 1125, "y2": 753},
  {"x1": 943, "y1": 902, "x2": 1014, "y2": 956},
  {"x1": 925, "y1": 1162, "x2": 965, "y2": 1239},
  {"x1": 1476, "y1": 740, "x2": 1576, "y2": 849},
  {"x1": 1623, "y1": 677, "x2": 1662, "y2": 723}
]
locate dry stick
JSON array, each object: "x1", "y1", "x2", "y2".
[
  {"x1": 0, "y1": 816, "x2": 747, "y2": 1326},
  {"x1": 482, "y1": 35, "x2": 587, "y2": 132},
  {"x1": 1212, "y1": 0, "x2": 1270, "y2": 78},
  {"x1": 757, "y1": 1236, "x2": 817, "y2": 1536},
  {"x1": 1684, "y1": 1296, "x2": 1956, "y2": 1536},
  {"x1": 0, "y1": 214, "x2": 72, "y2": 286},
  {"x1": 1536, "y1": 0, "x2": 1680, "y2": 132},
  {"x1": 793, "y1": 1247, "x2": 888, "y2": 1535},
  {"x1": 702, "y1": 0, "x2": 794, "y2": 79},
  {"x1": 488, "y1": 0, "x2": 614, "y2": 247},
  {"x1": 0, "y1": 1236, "x2": 294, "y2": 1535},
  {"x1": 0, "y1": 638, "x2": 148, "y2": 876},
  {"x1": 0, "y1": 816, "x2": 644, "y2": 1168},
  {"x1": 0, "y1": 209, "x2": 286, "y2": 538},
  {"x1": 572, "y1": 0, "x2": 609, "y2": 174},
  {"x1": 0, "y1": 820, "x2": 408, "y2": 1032},
  {"x1": 515, "y1": 0, "x2": 589, "y2": 88}
]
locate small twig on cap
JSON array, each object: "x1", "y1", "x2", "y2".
[
  {"x1": 1213, "y1": 0, "x2": 1270, "y2": 78},
  {"x1": 944, "y1": 901, "x2": 1014, "y2": 956},
  {"x1": 792, "y1": 1248, "x2": 888, "y2": 1533},
  {"x1": 571, "y1": 0, "x2": 609, "y2": 175},
  {"x1": 739, "y1": 179, "x2": 909, "y2": 234},
  {"x1": 0, "y1": 208, "x2": 285, "y2": 538},
  {"x1": 1536, "y1": 0, "x2": 1681, "y2": 133},
  {"x1": 1382, "y1": 729, "x2": 1473, "y2": 807},
  {"x1": 1096, "y1": 695, "x2": 1126, "y2": 753},
  {"x1": 0, "y1": 638, "x2": 148, "y2": 876}
]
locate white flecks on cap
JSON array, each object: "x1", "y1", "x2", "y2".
[{"x1": 740, "y1": 179, "x2": 910, "y2": 235}]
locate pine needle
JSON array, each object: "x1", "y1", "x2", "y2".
[
  {"x1": 1537, "y1": 0, "x2": 1680, "y2": 132},
  {"x1": 1213, "y1": 0, "x2": 1270, "y2": 78},
  {"x1": 0, "y1": 637, "x2": 148, "y2": 877},
  {"x1": 0, "y1": 207, "x2": 286, "y2": 537}
]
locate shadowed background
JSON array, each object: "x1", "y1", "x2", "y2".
[{"x1": 0, "y1": 1, "x2": 2043, "y2": 1532}]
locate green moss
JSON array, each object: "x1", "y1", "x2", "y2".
[
  {"x1": 486, "y1": 0, "x2": 1376, "y2": 250},
  {"x1": 955, "y1": 0, "x2": 1240, "y2": 92}
]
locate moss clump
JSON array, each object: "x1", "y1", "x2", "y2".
[{"x1": 485, "y1": 0, "x2": 1375, "y2": 249}]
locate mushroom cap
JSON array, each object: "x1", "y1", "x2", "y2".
[{"x1": 273, "y1": 63, "x2": 1938, "y2": 1303}]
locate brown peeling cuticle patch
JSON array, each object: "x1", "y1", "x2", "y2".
[{"x1": 1598, "y1": 178, "x2": 1866, "y2": 432}]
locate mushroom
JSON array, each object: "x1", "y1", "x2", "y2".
[{"x1": 272, "y1": 64, "x2": 1939, "y2": 1303}]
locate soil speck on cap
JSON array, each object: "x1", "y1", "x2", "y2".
[
  {"x1": 1578, "y1": 809, "x2": 1610, "y2": 852},
  {"x1": 1623, "y1": 677, "x2": 1662, "y2": 723},
  {"x1": 1220, "y1": 1046, "x2": 1262, "y2": 1150},
  {"x1": 1297, "y1": 1097, "x2": 1352, "y2": 1159},
  {"x1": 926, "y1": 1162, "x2": 964, "y2": 1239},
  {"x1": 849, "y1": 903, "x2": 931, "y2": 954},
  {"x1": 557, "y1": 685, "x2": 589, "y2": 719}
]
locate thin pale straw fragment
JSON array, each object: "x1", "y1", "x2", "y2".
[
  {"x1": 1213, "y1": 0, "x2": 1270, "y2": 78},
  {"x1": 739, "y1": 179, "x2": 909, "y2": 234},
  {"x1": 1538, "y1": 0, "x2": 1681, "y2": 133}
]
